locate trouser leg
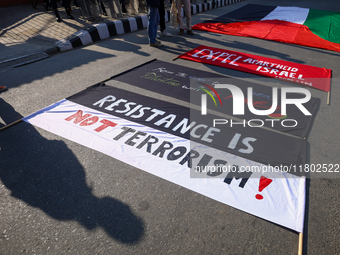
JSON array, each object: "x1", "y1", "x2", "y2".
[
  {"x1": 183, "y1": 0, "x2": 191, "y2": 29},
  {"x1": 158, "y1": 0, "x2": 166, "y2": 32},
  {"x1": 148, "y1": 6, "x2": 160, "y2": 43},
  {"x1": 176, "y1": 0, "x2": 184, "y2": 29},
  {"x1": 49, "y1": 0, "x2": 58, "y2": 10}
]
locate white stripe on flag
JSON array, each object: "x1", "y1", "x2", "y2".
[{"x1": 261, "y1": 6, "x2": 310, "y2": 25}]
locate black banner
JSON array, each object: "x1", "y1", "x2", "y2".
[
  {"x1": 67, "y1": 84, "x2": 307, "y2": 173},
  {"x1": 111, "y1": 59, "x2": 320, "y2": 138}
]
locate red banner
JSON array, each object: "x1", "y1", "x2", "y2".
[{"x1": 178, "y1": 45, "x2": 332, "y2": 92}]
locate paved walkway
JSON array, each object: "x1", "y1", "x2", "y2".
[
  {"x1": 0, "y1": 0, "x2": 241, "y2": 63},
  {"x1": 0, "y1": 3, "x2": 143, "y2": 61}
]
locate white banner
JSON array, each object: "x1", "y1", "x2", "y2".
[{"x1": 23, "y1": 99, "x2": 305, "y2": 233}]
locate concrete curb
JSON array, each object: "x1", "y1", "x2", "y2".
[{"x1": 55, "y1": 0, "x2": 244, "y2": 52}]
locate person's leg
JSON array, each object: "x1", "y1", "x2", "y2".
[
  {"x1": 100, "y1": 0, "x2": 107, "y2": 16},
  {"x1": 148, "y1": 6, "x2": 161, "y2": 45},
  {"x1": 120, "y1": 0, "x2": 127, "y2": 13},
  {"x1": 159, "y1": 0, "x2": 172, "y2": 36},
  {"x1": 61, "y1": 0, "x2": 74, "y2": 19},
  {"x1": 49, "y1": 0, "x2": 58, "y2": 10},
  {"x1": 129, "y1": 0, "x2": 139, "y2": 14},
  {"x1": 183, "y1": 0, "x2": 193, "y2": 35},
  {"x1": 158, "y1": 0, "x2": 166, "y2": 33},
  {"x1": 43, "y1": 0, "x2": 50, "y2": 10},
  {"x1": 50, "y1": 0, "x2": 62, "y2": 22},
  {"x1": 176, "y1": 0, "x2": 184, "y2": 34}
]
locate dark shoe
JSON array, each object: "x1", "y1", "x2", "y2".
[
  {"x1": 0, "y1": 86, "x2": 8, "y2": 92},
  {"x1": 179, "y1": 29, "x2": 184, "y2": 35},
  {"x1": 67, "y1": 14, "x2": 75, "y2": 20},
  {"x1": 54, "y1": 10, "x2": 62, "y2": 22},
  {"x1": 150, "y1": 41, "x2": 163, "y2": 47},
  {"x1": 187, "y1": 30, "x2": 194, "y2": 36}
]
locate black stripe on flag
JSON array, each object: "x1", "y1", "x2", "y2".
[{"x1": 205, "y1": 4, "x2": 277, "y2": 23}]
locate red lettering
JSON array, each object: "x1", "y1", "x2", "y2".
[
  {"x1": 94, "y1": 119, "x2": 117, "y2": 132},
  {"x1": 65, "y1": 110, "x2": 91, "y2": 124},
  {"x1": 80, "y1": 116, "x2": 99, "y2": 126}
]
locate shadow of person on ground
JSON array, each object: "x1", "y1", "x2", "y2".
[{"x1": 0, "y1": 98, "x2": 144, "y2": 244}]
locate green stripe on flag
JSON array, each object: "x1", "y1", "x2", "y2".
[{"x1": 304, "y1": 9, "x2": 340, "y2": 44}]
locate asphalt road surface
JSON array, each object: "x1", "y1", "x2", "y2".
[{"x1": 1, "y1": 0, "x2": 340, "y2": 254}]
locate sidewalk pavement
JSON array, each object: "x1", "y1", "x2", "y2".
[{"x1": 0, "y1": 0, "x2": 241, "y2": 66}]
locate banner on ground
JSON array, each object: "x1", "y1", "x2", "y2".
[
  {"x1": 112, "y1": 59, "x2": 320, "y2": 138},
  {"x1": 191, "y1": 4, "x2": 340, "y2": 53},
  {"x1": 178, "y1": 45, "x2": 331, "y2": 91},
  {"x1": 23, "y1": 84, "x2": 306, "y2": 233}
]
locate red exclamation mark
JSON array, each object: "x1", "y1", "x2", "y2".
[{"x1": 255, "y1": 176, "x2": 273, "y2": 200}]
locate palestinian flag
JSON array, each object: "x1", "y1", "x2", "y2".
[{"x1": 192, "y1": 4, "x2": 340, "y2": 52}]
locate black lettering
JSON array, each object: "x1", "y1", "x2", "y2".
[
  {"x1": 125, "y1": 131, "x2": 147, "y2": 146},
  {"x1": 167, "y1": 146, "x2": 187, "y2": 161},
  {"x1": 196, "y1": 154, "x2": 213, "y2": 172},
  {"x1": 223, "y1": 166, "x2": 252, "y2": 188},
  {"x1": 152, "y1": 141, "x2": 174, "y2": 158},
  {"x1": 113, "y1": 127, "x2": 136, "y2": 141},
  {"x1": 179, "y1": 150, "x2": 200, "y2": 168},
  {"x1": 207, "y1": 159, "x2": 227, "y2": 177},
  {"x1": 136, "y1": 135, "x2": 159, "y2": 153}
]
